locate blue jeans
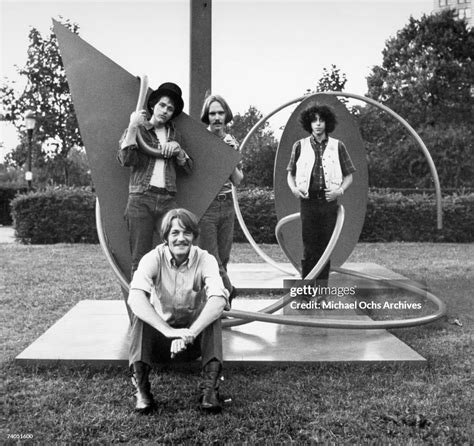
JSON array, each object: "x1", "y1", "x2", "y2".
[
  {"x1": 125, "y1": 191, "x2": 177, "y2": 275},
  {"x1": 198, "y1": 196, "x2": 235, "y2": 292}
]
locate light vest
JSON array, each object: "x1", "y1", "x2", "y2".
[{"x1": 295, "y1": 136, "x2": 343, "y2": 195}]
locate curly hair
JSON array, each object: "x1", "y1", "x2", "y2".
[
  {"x1": 299, "y1": 104, "x2": 337, "y2": 134},
  {"x1": 200, "y1": 94, "x2": 234, "y2": 125},
  {"x1": 160, "y1": 208, "x2": 200, "y2": 242}
]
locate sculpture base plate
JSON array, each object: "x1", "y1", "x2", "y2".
[{"x1": 16, "y1": 298, "x2": 425, "y2": 367}]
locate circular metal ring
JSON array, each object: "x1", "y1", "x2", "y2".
[
  {"x1": 96, "y1": 89, "x2": 447, "y2": 330},
  {"x1": 96, "y1": 199, "x2": 447, "y2": 330},
  {"x1": 232, "y1": 91, "x2": 443, "y2": 273}
]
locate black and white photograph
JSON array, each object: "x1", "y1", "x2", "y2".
[{"x1": 1, "y1": 0, "x2": 472, "y2": 443}]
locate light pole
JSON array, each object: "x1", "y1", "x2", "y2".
[{"x1": 24, "y1": 110, "x2": 36, "y2": 191}]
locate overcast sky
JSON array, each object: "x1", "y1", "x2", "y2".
[{"x1": 0, "y1": 0, "x2": 433, "y2": 158}]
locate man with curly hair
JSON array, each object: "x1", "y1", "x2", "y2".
[{"x1": 287, "y1": 104, "x2": 356, "y2": 288}]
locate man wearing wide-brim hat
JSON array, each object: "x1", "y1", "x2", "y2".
[{"x1": 118, "y1": 82, "x2": 193, "y2": 277}]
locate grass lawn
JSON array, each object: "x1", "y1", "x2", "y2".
[{"x1": 1, "y1": 242, "x2": 472, "y2": 444}]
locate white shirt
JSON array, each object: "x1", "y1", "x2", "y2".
[{"x1": 149, "y1": 127, "x2": 168, "y2": 188}]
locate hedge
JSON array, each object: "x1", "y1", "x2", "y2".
[
  {"x1": 234, "y1": 187, "x2": 277, "y2": 243},
  {"x1": 9, "y1": 187, "x2": 473, "y2": 244},
  {"x1": 233, "y1": 188, "x2": 473, "y2": 244},
  {"x1": 11, "y1": 188, "x2": 98, "y2": 244},
  {"x1": 360, "y1": 191, "x2": 473, "y2": 243}
]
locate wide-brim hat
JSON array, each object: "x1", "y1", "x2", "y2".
[{"x1": 146, "y1": 82, "x2": 184, "y2": 118}]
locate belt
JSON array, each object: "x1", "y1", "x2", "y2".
[
  {"x1": 148, "y1": 186, "x2": 176, "y2": 196},
  {"x1": 215, "y1": 192, "x2": 232, "y2": 201},
  {"x1": 307, "y1": 190, "x2": 326, "y2": 200}
]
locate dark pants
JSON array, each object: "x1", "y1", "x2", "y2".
[
  {"x1": 129, "y1": 315, "x2": 223, "y2": 368},
  {"x1": 125, "y1": 191, "x2": 177, "y2": 275},
  {"x1": 198, "y1": 196, "x2": 235, "y2": 292},
  {"x1": 300, "y1": 197, "x2": 338, "y2": 285}
]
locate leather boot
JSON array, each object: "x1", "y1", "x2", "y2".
[
  {"x1": 131, "y1": 361, "x2": 154, "y2": 414},
  {"x1": 200, "y1": 360, "x2": 223, "y2": 412}
]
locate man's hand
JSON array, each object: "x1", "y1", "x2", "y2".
[
  {"x1": 325, "y1": 187, "x2": 343, "y2": 202},
  {"x1": 170, "y1": 339, "x2": 187, "y2": 358},
  {"x1": 129, "y1": 110, "x2": 147, "y2": 128},
  {"x1": 291, "y1": 187, "x2": 308, "y2": 199},
  {"x1": 161, "y1": 141, "x2": 181, "y2": 158},
  {"x1": 167, "y1": 328, "x2": 196, "y2": 358},
  {"x1": 165, "y1": 327, "x2": 195, "y2": 345}
]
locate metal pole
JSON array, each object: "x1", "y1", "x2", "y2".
[
  {"x1": 27, "y1": 129, "x2": 33, "y2": 191},
  {"x1": 189, "y1": 0, "x2": 212, "y2": 120}
]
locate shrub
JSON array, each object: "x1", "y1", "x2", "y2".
[
  {"x1": 233, "y1": 188, "x2": 473, "y2": 244},
  {"x1": 360, "y1": 191, "x2": 474, "y2": 242},
  {"x1": 11, "y1": 187, "x2": 98, "y2": 244},
  {"x1": 234, "y1": 187, "x2": 277, "y2": 243},
  {"x1": 9, "y1": 187, "x2": 473, "y2": 245}
]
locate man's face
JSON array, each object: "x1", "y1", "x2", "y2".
[
  {"x1": 208, "y1": 101, "x2": 226, "y2": 135},
  {"x1": 311, "y1": 114, "x2": 326, "y2": 137},
  {"x1": 166, "y1": 218, "x2": 194, "y2": 264},
  {"x1": 152, "y1": 96, "x2": 175, "y2": 125}
]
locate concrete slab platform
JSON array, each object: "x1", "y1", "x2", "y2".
[
  {"x1": 16, "y1": 300, "x2": 129, "y2": 367},
  {"x1": 227, "y1": 262, "x2": 425, "y2": 295},
  {"x1": 16, "y1": 299, "x2": 426, "y2": 367}
]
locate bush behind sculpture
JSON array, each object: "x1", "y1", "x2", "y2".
[
  {"x1": 233, "y1": 188, "x2": 474, "y2": 244},
  {"x1": 359, "y1": 190, "x2": 474, "y2": 243},
  {"x1": 9, "y1": 187, "x2": 473, "y2": 244},
  {"x1": 11, "y1": 187, "x2": 98, "y2": 244}
]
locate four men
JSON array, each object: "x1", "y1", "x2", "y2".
[{"x1": 120, "y1": 85, "x2": 356, "y2": 415}]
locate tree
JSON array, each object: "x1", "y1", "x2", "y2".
[
  {"x1": 304, "y1": 64, "x2": 349, "y2": 106},
  {"x1": 358, "y1": 10, "x2": 474, "y2": 188},
  {"x1": 316, "y1": 64, "x2": 347, "y2": 93},
  {"x1": 1, "y1": 18, "x2": 86, "y2": 186},
  {"x1": 366, "y1": 9, "x2": 474, "y2": 127},
  {"x1": 230, "y1": 106, "x2": 278, "y2": 187}
]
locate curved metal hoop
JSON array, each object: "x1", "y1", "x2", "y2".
[
  {"x1": 96, "y1": 199, "x2": 446, "y2": 329},
  {"x1": 97, "y1": 90, "x2": 447, "y2": 330},
  {"x1": 134, "y1": 74, "x2": 166, "y2": 158},
  {"x1": 232, "y1": 91, "x2": 443, "y2": 274},
  {"x1": 95, "y1": 199, "x2": 129, "y2": 291},
  {"x1": 222, "y1": 204, "x2": 345, "y2": 328}
]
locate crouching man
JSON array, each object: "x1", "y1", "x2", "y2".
[{"x1": 127, "y1": 208, "x2": 229, "y2": 414}]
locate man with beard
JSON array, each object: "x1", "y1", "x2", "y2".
[{"x1": 198, "y1": 94, "x2": 243, "y2": 304}]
